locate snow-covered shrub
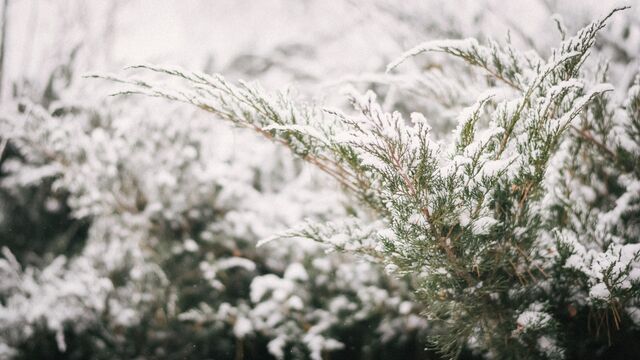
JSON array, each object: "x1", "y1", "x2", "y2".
[
  {"x1": 106, "y1": 7, "x2": 640, "y2": 359},
  {"x1": 0, "y1": 70, "x2": 428, "y2": 359}
]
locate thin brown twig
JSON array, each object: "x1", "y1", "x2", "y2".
[
  {"x1": 514, "y1": 244, "x2": 549, "y2": 279},
  {"x1": 482, "y1": 66, "x2": 523, "y2": 92},
  {"x1": 384, "y1": 139, "x2": 475, "y2": 286},
  {"x1": 195, "y1": 102, "x2": 360, "y2": 193},
  {"x1": 570, "y1": 124, "x2": 617, "y2": 160}
]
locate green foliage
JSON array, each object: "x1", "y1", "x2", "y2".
[{"x1": 100, "y1": 7, "x2": 640, "y2": 359}]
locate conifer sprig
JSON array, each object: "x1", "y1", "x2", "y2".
[{"x1": 97, "y1": 7, "x2": 640, "y2": 359}]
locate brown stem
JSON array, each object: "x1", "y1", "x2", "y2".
[
  {"x1": 570, "y1": 125, "x2": 617, "y2": 160},
  {"x1": 482, "y1": 66, "x2": 523, "y2": 92},
  {"x1": 385, "y1": 141, "x2": 475, "y2": 286}
]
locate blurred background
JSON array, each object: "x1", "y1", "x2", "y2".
[{"x1": 3, "y1": 0, "x2": 637, "y2": 98}]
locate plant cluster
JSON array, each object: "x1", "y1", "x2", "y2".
[
  {"x1": 98, "y1": 7, "x2": 640, "y2": 359},
  {"x1": 1, "y1": 2, "x2": 639, "y2": 360}
]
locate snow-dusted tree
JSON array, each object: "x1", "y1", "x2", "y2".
[{"x1": 103, "y1": 7, "x2": 640, "y2": 359}]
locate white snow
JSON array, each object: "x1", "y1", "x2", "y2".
[{"x1": 472, "y1": 216, "x2": 499, "y2": 235}]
